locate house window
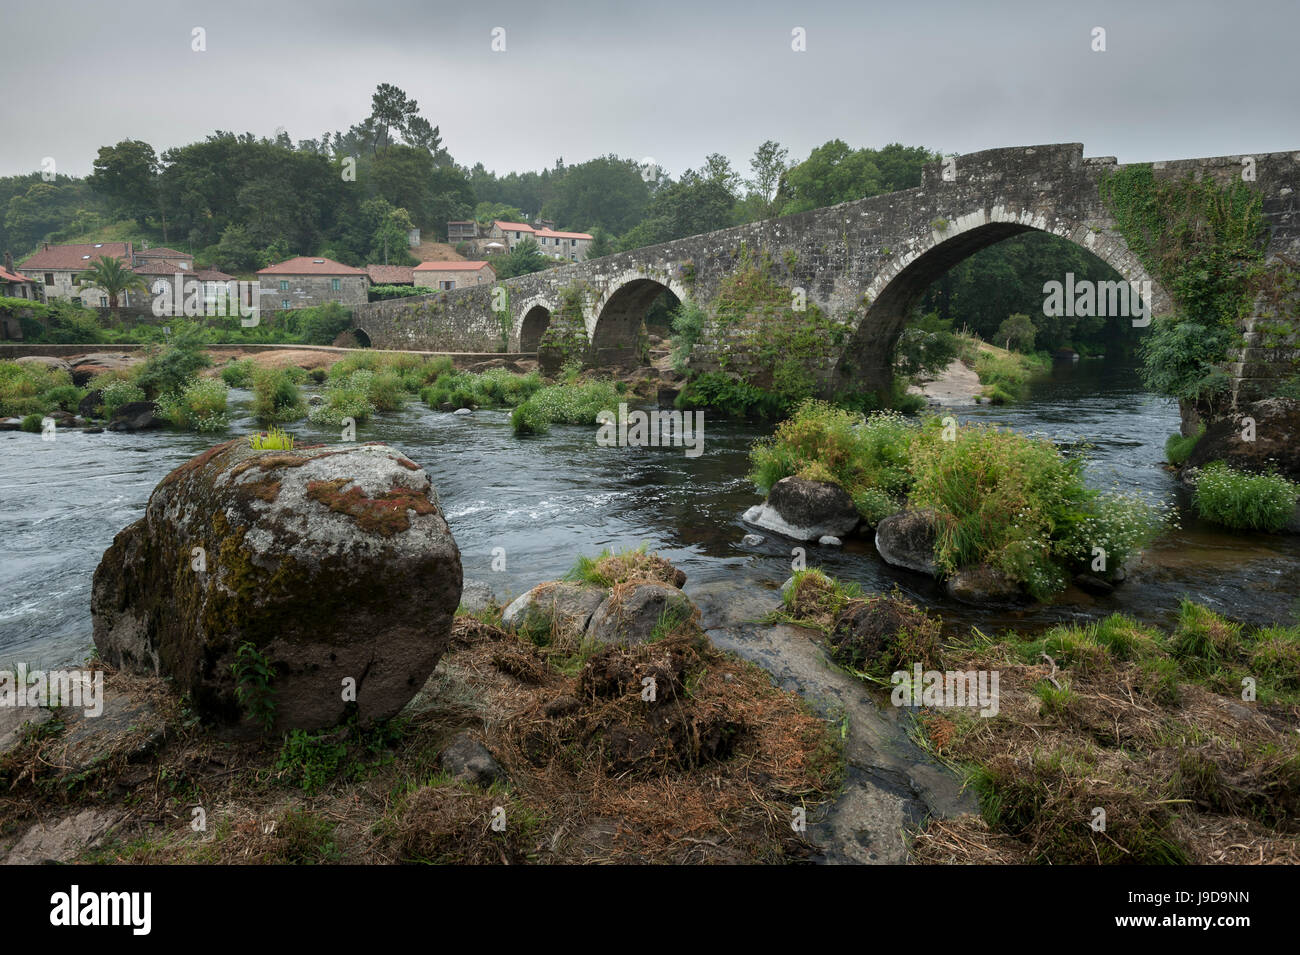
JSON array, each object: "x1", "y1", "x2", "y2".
[
  {"x1": 279, "y1": 280, "x2": 289, "y2": 291},
  {"x1": 515, "y1": 231, "x2": 520, "y2": 239},
  {"x1": 282, "y1": 299, "x2": 290, "y2": 309},
  {"x1": 440, "y1": 280, "x2": 455, "y2": 290},
  {"x1": 100, "y1": 296, "x2": 108, "y2": 307},
  {"x1": 570, "y1": 254, "x2": 576, "y2": 261},
  {"x1": 571, "y1": 239, "x2": 577, "y2": 246},
  {"x1": 44, "y1": 273, "x2": 54, "y2": 285},
  {"x1": 331, "y1": 278, "x2": 341, "y2": 291}
]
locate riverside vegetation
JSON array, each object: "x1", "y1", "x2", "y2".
[
  {"x1": 777, "y1": 568, "x2": 1300, "y2": 864},
  {"x1": 750, "y1": 400, "x2": 1169, "y2": 598},
  {"x1": 0, "y1": 548, "x2": 841, "y2": 864}
]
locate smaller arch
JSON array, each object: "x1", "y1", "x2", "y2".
[
  {"x1": 352, "y1": 327, "x2": 373, "y2": 348},
  {"x1": 519, "y1": 305, "x2": 551, "y2": 352},
  {"x1": 512, "y1": 295, "x2": 555, "y2": 350}
]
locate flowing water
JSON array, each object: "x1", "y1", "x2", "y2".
[{"x1": 2, "y1": 356, "x2": 1298, "y2": 670}]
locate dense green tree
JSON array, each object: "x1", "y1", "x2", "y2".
[
  {"x1": 541, "y1": 155, "x2": 650, "y2": 234},
  {"x1": 492, "y1": 238, "x2": 549, "y2": 278},
  {"x1": 619, "y1": 168, "x2": 737, "y2": 250},
  {"x1": 87, "y1": 140, "x2": 161, "y2": 228},
  {"x1": 75, "y1": 255, "x2": 147, "y2": 315}
]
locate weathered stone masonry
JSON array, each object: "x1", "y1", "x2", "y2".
[{"x1": 354, "y1": 143, "x2": 1299, "y2": 402}]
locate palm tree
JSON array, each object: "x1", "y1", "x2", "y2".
[{"x1": 76, "y1": 255, "x2": 147, "y2": 316}]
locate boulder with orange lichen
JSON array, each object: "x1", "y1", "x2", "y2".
[{"x1": 91, "y1": 439, "x2": 461, "y2": 731}]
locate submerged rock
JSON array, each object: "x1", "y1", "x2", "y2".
[
  {"x1": 874, "y1": 509, "x2": 938, "y2": 576},
  {"x1": 743, "y1": 476, "x2": 859, "y2": 542},
  {"x1": 91, "y1": 439, "x2": 462, "y2": 731},
  {"x1": 945, "y1": 564, "x2": 1023, "y2": 605}
]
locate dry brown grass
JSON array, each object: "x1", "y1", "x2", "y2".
[{"x1": 1, "y1": 612, "x2": 840, "y2": 865}]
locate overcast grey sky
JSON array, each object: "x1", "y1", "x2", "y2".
[{"x1": 2, "y1": 0, "x2": 1296, "y2": 179}]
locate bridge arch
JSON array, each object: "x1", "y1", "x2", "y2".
[
  {"x1": 588, "y1": 269, "x2": 690, "y2": 368},
  {"x1": 352, "y1": 327, "x2": 373, "y2": 348},
  {"x1": 513, "y1": 296, "x2": 554, "y2": 352},
  {"x1": 832, "y1": 206, "x2": 1170, "y2": 397}
]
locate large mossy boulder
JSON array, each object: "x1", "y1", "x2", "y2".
[
  {"x1": 1183, "y1": 398, "x2": 1300, "y2": 482},
  {"x1": 91, "y1": 439, "x2": 462, "y2": 731},
  {"x1": 743, "y1": 476, "x2": 860, "y2": 542}
]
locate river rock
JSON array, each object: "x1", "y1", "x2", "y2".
[
  {"x1": 742, "y1": 533, "x2": 764, "y2": 546},
  {"x1": 91, "y1": 439, "x2": 462, "y2": 731},
  {"x1": 874, "y1": 509, "x2": 938, "y2": 576},
  {"x1": 107, "y1": 401, "x2": 162, "y2": 432},
  {"x1": 1183, "y1": 397, "x2": 1300, "y2": 482},
  {"x1": 819, "y1": 535, "x2": 842, "y2": 547},
  {"x1": 945, "y1": 564, "x2": 1023, "y2": 605},
  {"x1": 69, "y1": 353, "x2": 142, "y2": 387},
  {"x1": 439, "y1": 731, "x2": 506, "y2": 788},
  {"x1": 743, "y1": 476, "x2": 860, "y2": 542},
  {"x1": 586, "y1": 583, "x2": 697, "y2": 646},
  {"x1": 0, "y1": 418, "x2": 21, "y2": 431},
  {"x1": 459, "y1": 579, "x2": 497, "y2": 613},
  {"x1": 453, "y1": 407, "x2": 472, "y2": 416},
  {"x1": 501, "y1": 582, "x2": 606, "y2": 636},
  {"x1": 15, "y1": 355, "x2": 72, "y2": 374},
  {"x1": 78, "y1": 389, "x2": 103, "y2": 418}
]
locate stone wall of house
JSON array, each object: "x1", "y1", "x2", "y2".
[{"x1": 259, "y1": 274, "x2": 368, "y2": 310}]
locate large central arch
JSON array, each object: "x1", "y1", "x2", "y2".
[{"x1": 831, "y1": 208, "x2": 1170, "y2": 397}]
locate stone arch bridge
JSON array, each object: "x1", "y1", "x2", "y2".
[{"x1": 354, "y1": 143, "x2": 1299, "y2": 402}]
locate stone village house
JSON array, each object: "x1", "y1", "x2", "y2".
[
  {"x1": 257, "y1": 256, "x2": 369, "y2": 310},
  {"x1": 412, "y1": 260, "x2": 495, "y2": 290}
]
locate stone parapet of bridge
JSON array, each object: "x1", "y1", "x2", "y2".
[{"x1": 353, "y1": 143, "x2": 1299, "y2": 403}]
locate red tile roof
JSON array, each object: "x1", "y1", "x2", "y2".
[
  {"x1": 133, "y1": 247, "x2": 190, "y2": 259},
  {"x1": 365, "y1": 265, "x2": 416, "y2": 284},
  {"x1": 195, "y1": 269, "x2": 235, "y2": 281},
  {"x1": 19, "y1": 243, "x2": 133, "y2": 270},
  {"x1": 257, "y1": 256, "x2": 368, "y2": 276},
  {"x1": 0, "y1": 266, "x2": 33, "y2": 284},
  {"x1": 412, "y1": 260, "x2": 493, "y2": 272},
  {"x1": 132, "y1": 262, "x2": 197, "y2": 276},
  {"x1": 493, "y1": 221, "x2": 535, "y2": 233},
  {"x1": 536, "y1": 228, "x2": 593, "y2": 240}
]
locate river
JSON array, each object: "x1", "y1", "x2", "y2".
[{"x1": 2, "y1": 356, "x2": 1297, "y2": 669}]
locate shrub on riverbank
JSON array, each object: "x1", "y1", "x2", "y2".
[
  {"x1": 155, "y1": 377, "x2": 229, "y2": 432},
  {"x1": 0, "y1": 361, "x2": 84, "y2": 417},
  {"x1": 421, "y1": 367, "x2": 542, "y2": 410},
  {"x1": 100, "y1": 379, "x2": 146, "y2": 419},
  {"x1": 220, "y1": 358, "x2": 257, "y2": 387},
  {"x1": 510, "y1": 379, "x2": 621, "y2": 435},
  {"x1": 1192, "y1": 462, "x2": 1299, "y2": 531},
  {"x1": 251, "y1": 367, "x2": 306, "y2": 422},
  {"x1": 780, "y1": 569, "x2": 1300, "y2": 864},
  {"x1": 973, "y1": 349, "x2": 1050, "y2": 402}
]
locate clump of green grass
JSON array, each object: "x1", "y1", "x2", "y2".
[
  {"x1": 308, "y1": 370, "x2": 375, "y2": 426},
  {"x1": 155, "y1": 376, "x2": 229, "y2": 432},
  {"x1": 423, "y1": 368, "x2": 543, "y2": 410},
  {"x1": 509, "y1": 379, "x2": 620, "y2": 435},
  {"x1": 20, "y1": 412, "x2": 44, "y2": 433},
  {"x1": 1192, "y1": 461, "x2": 1299, "y2": 531},
  {"x1": 0, "y1": 360, "x2": 84, "y2": 417},
  {"x1": 749, "y1": 400, "x2": 917, "y2": 524},
  {"x1": 248, "y1": 427, "x2": 294, "y2": 451},
  {"x1": 1164, "y1": 425, "x2": 1204, "y2": 465},
  {"x1": 251, "y1": 366, "x2": 306, "y2": 422},
  {"x1": 276, "y1": 729, "x2": 348, "y2": 795}
]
